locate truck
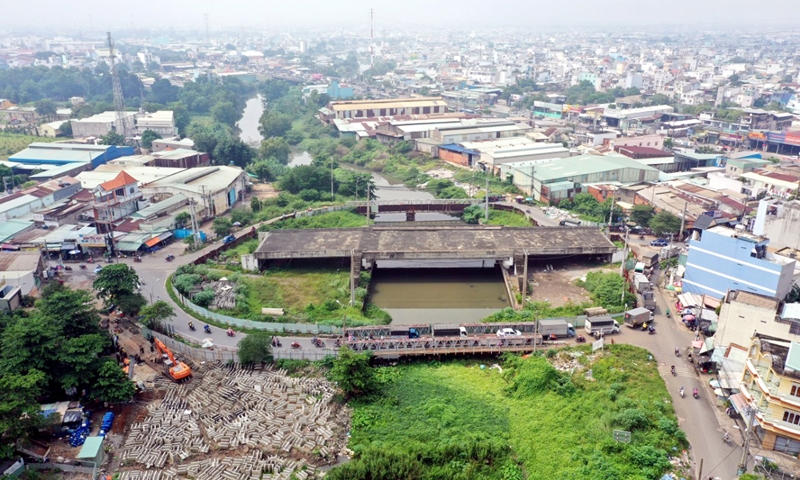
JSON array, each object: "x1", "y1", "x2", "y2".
[
  {"x1": 584, "y1": 316, "x2": 621, "y2": 336},
  {"x1": 624, "y1": 307, "x2": 653, "y2": 328},
  {"x1": 641, "y1": 251, "x2": 659, "y2": 268},
  {"x1": 638, "y1": 289, "x2": 657, "y2": 310},
  {"x1": 536, "y1": 319, "x2": 576, "y2": 338},
  {"x1": 432, "y1": 325, "x2": 468, "y2": 338},
  {"x1": 390, "y1": 327, "x2": 421, "y2": 338},
  {"x1": 633, "y1": 273, "x2": 651, "y2": 293}
]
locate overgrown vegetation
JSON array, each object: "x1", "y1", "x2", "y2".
[
  {"x1": 557, "y1": 192, "x2": 622, "y2": 223},
  {"x1": 330, "y1": 347, "x2": 685, "y2": 480},
  {"x1": 171, "y1": 264, "x2": 390, "y2": 326},
  {"x1": 484, "y1": 209, "x2": 531, "y2": 227},
  {"x1": 577, "y1": 271, "x2": 637, "y2": 310},
  {"x1": 259, "y1": 209, "x2": 367, "y2": 231}
]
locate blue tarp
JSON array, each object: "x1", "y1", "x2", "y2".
[{"x1": 173, "y1": 229, "x2": 207, "y2": 241}]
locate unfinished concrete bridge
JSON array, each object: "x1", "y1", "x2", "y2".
[{"x1": 253, "y1": 224, "x2": 616, "y2": 270}]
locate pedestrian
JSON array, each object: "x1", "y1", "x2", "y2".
[
  {"x1": 139, "y1": 345, "x2": 145, "y2": 355},
  {"x1": 611, "y1": 338, "x2": 615, "y2": 345},
  {"x1": 149, "y1": 344, "x2": 154, "y2": 353}
]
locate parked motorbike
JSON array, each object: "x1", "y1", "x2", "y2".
[
  {"x1": 291, "y1": 342, "x2": 301, "y2": 349},
  {"x1": 693, "y1": 388, "x2": 699, "y2": 399},
  {"x1": 204, "y1": 325, "x2": 211, "y2": 334}
]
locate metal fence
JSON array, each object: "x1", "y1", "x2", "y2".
[
  {"x1": 174, "y1": 291, "x2": 344, "y2": 335},
  {"x1": 148, "y1": 330, "x2": 239, "y2": 363},
  {"x1": 273, "y1": 349, "x2": 339, "y2": 361}
]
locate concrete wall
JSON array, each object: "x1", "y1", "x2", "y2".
[
  {"x1": 754, "y1": 200, "x2": 800, "y2": 250},
  {"x1": 72, "y1": 120, "x2": 113, "y2": 137}
]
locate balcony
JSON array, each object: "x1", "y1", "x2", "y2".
[{"x1": 757, "y1": 407, "x2": 800, "y2": 437}]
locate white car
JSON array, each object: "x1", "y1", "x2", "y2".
[{"x1": 496, "y1": 328, "x2": 522, "y2": 337}]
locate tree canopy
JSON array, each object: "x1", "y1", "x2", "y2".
[
  {"x1": 237, "y1": 332, "x2": 273, "y2": 365},
  {"x1": 630, "y1": 205, "x2": 656, "y2": 227},
  {"x1": 140, "y1": 129, "x2": 162, "y2": 149},
  {"x1": 93, "y1": 263, "x2": 141, "y2": 306},
  {"x1": 329, "y1": 347, "x2": 376, "y2": 398},
  {"x1": 649, "y1": 211, "x2": 682, "y2": 237}
]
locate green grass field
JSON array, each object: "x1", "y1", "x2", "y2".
[
  {"x1": 261, "y1": 210, "x2": 368, "y2": 230},
  {"x1": 484, "y1": 209, "x2": 532, "y2": 227},
  {"x1": 0, "y1": 133, "x2": 58, "y2": 159},
  {"x1": 330, "y1": 346, "x2": 687, "y2": 480}
]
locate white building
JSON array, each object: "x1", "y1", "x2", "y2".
[
  {"x1": 135, "y1": 111, "x2": 177, "y2": 136},
  {"x1": 716, "y1": 290, "x2": 799, "y2": 350},
  {"x1": 71, "y1": 111, "x2": 135, "y2": 137}
]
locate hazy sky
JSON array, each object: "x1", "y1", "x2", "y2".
[{"x1": 8, "y1": 0, "x2": 800, "y2": 30}]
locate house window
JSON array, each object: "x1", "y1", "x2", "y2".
[
  {"x1": 791, "y1": 384, "x2": 800, "y2": 397},
  {"x1": 783, "y1": 410, "x2": 800, "y2": 425},
  {"x1": 129, "y1": 187, "x2": 135, "y2": 194},
  {"x1": 115, "y1": 188, "x2": 124, "y2": 197}
]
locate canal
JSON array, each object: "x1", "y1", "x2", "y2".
[{"x1": 236, "y1": 94, "x2": 511, "y2": 324}]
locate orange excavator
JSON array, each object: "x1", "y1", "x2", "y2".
[{"x1": 153, "y1": 338, "x2": 192, "y2": 382}]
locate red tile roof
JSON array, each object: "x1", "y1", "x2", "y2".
[{"x1": 98, "y1": 171, "x2": 138, "y2": 192}]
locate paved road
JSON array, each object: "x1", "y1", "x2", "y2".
[
  {"x1": 620, "y1": 269, "x2": 743, "y2": 479},
  {"x1": 496, "y1": 202, "x2": 559, "y2": 226}
]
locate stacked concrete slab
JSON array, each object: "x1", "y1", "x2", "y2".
[{"x1": 117, "y1": 363, "x2": 338, "y2": 480}]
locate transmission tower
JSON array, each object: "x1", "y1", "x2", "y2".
[
  {"x1": 370, "y1": 9, "x2": 374, "y2": 67},
  {"x1": 107, "y1": 32, "x2": 130, "y2": 138}
]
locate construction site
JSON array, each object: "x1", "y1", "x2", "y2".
[{"x1": 95, "y1": 359, "x2": 350, "y2": 480}]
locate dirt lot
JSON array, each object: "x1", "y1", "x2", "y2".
[
  {"x1": 526, "y1": 258, "x2": 615, "y2": 307},
  {"x1": 251, "y1": 182, "x2": 279, "y2": 200}
]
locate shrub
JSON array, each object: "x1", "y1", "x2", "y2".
[
  {"x1": 192, "y1": 289, "x2": 215, "y2": 307},
  {"x1": 173, "y1": 274, "x2": 202, "y2": 295},
  {"x1": 613, "y1": 408, "x2": 650, "y2": 431}
]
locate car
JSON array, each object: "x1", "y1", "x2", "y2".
[
  {"x1": 650, "y1": 239, "x2": 669, "y2": 247},
  {"x1": 496, "y1": 328, "x2": 522, "y2": 337}
]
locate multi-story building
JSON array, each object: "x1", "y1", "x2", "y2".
[
  {"x1": 319, "y1": 97, "x2": 448, "y2": 123},
  {"x1": 683, "y1": 226, "x2": 796, "y2": 299},
  {"x1": 134, "y1": 111, "x2": 177, "y2": 136},
  {"x1": 91, "y1": 171, "x2": 142, "y2": 233},
  {"x1": 739, "y1": 334, "x2": 800, "y2": 456}
]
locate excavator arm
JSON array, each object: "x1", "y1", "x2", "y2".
[{"x1": 153, "y1": 338, "x2": 192, "y2": 382}]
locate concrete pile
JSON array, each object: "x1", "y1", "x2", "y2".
[
  {"x1": 117, "y1": 363, "x2": 338, "y2": 479},
  {"x1": 116, "y1": 451, "x2": 319, "y2": 480}
]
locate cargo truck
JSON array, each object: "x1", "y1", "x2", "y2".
[
  {"x1": 432, "y1": 325, "x2": 468, "y2": 338},
  {"x1": 584, "y1": 316, "x2": 621, "y2": 336},
  {"x1": 624, "y1": 307, "x2": 653, "y2": 328},
  {"x1": 536, "y1": 319, "x2": 576, "y2": 338},
  {"x1": 633, "y1": 273, "x2": 651, "y2": 293},
  {"x1": 640, "y1": 289, "x2": 657, "y2": 311}
]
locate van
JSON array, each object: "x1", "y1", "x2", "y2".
[{"x1": 585, "y1": 316, "x2": 621, "y2": 336}]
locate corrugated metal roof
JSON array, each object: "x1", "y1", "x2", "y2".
[
  {"x1": 509, "y1": 153, "x2": 659, "y2": 182},
  {"x1": 130, "y1": 194, "x2": 188, "y2": 220}
]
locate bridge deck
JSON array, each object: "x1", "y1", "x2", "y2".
[
  {"x1": 344, "y1": 335, "x2": 568, "y2": 358},
  {"x1": 254, "y1": 225, "x2": 615, "y2": 260}
]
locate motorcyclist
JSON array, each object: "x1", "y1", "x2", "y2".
[
  {"x1": 227, "y1": 327, "x2": 234, "y2": 336},
  {"x1": 693, "y1": 387, "x2": 699, "y2": 398},
  {"x1": 204, "y1": 324, "x2": 211, "y2": 333},
  {"x1": 670, "y1": 365, "x2": 676, "y2": 376},
  {"x1": 675, "y1": 347, "x2": 680, "y2": 356},
  {"x1": 679, "y1": 385, "x2": 685, "y2": 397},
  {"x1": 188, "y1": 321, "x2": 194, "y2": 330}
]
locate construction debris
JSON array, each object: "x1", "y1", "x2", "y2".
[{"x1": 116, "y1": 363, "x2": 343, "y2": 480}]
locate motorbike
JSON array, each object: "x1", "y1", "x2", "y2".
[
  {"x1": 688, "y1": 354, "x2": 694, "y2": 364},
  {"x1": 204, "y1": 325, "x2": 212, "y2": 334},
  {"x1": 79, "y1": 263, "x2": 87, "y2": 270},
  {"x1": 722, "y1": 431, "x2": 732, "y2": 444},
  {"x1": 639, "y1": 234, "x2": 645, "y2": 240},
  {"x1": 575, "y1": 335, "x2": 586, "y2": 343},
  {"x1": 335, "y1": 338, "x2": 341, "y2": 347},
  {"x1": 674, "y1": 348, "x2": 681, "y2": 357},
  {"x1": 133, "y1": 256, "x2": 142, "y2": 263},
  {"x1": 670, "y1": 365, "x2": 676, "y2": 376},
  {"x1": 648, "y1": 325, "x2": 656, "y2": 334},
  {"x1": 165, "y1": 254, "x2": 175, "y2": 262},
  {"x1": 226, "y1": 329, "x2": 235, "y2": 337},
  {"x1": 64, "y1": 265, "x2": 72, "y2": 271},
  {"x1": 312, "y1": 337, "x2": 325, "y2": 348},
  {"x1": 188, "y1": 323, "x2": 196, "y2": 331},
  {"x1": 679, "y1": 387, "x2": 685, "y2": 398},
  {"x1": 291, "y1": 342, "x2": 301, "y2": 349},
  {"x1": 86, "y1": 257, "x2": 94, "y2": 263},
  {"x1": 693, "y1": 388, "x2": 699, "y2": 399},
  {"x1": 272, "y1": 338, "x2": 283, "y2": 348}
]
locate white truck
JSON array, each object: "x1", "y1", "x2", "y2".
[
  {"x1": 536, "y1": 319, "x2": 576, "y2": 338},
  {"x1": 584, "y1": 316, "x2": 621, "y2": 337}
]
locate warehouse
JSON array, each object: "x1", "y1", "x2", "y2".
[
  {"x1": 504, "y1": 153, "x2": 660, "y2": 203},
  {"x1": 9, "y1": 143, "x2": 134, "y2": 168}
]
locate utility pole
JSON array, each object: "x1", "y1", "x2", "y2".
[
  {"x1": 521, "y1": 250, "x2": 528, "y2": 310},
  {"x1": 366, "y1": 183, "x2": 370, "y2": 226},
  {"x1": 678, "y1": 201, "x2": 688, "y2": 241},
  {"x1": 607, "y1": 195, "x2": 616, "y2": 232},
  {"x1": 529, "y1": 165, "x2": 536, "y2": 201},
  {"x1": 621, "y1": 230, "x2": 629, "y2": 304},
  {"x1": 737, "y1": 406, "x2": 757, "y2": 475},
  {"x1": 330, "y1": 157, "x2": 334, "y2": 198},
  {"x1": 484, "y1": 176, "x2": 489, "y2": 222}
]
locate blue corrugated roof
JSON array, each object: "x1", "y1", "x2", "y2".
[{"x1": 439, "y1": 143, "x2": 480, "y2": 155}]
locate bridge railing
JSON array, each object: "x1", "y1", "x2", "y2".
[{"x1": 347, "y1": 199, "x2": 484, "y2": 207}]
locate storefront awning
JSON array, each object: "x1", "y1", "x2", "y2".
[
  {"x1": 61, "y1": 242, "x2": 77, "y2": 251},
  {"x1": 116, "y1": 241, "x2": 144, "y2": 252},
  {"x1": 729, "y1": 392, "x2": 749, "y2": 414},
  {"x1": 145, "y1": 237, "x2": 161, "y2": 247}
]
